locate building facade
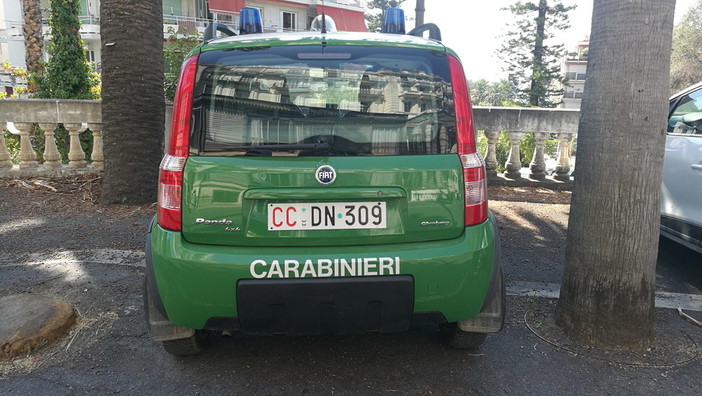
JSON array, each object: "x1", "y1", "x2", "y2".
[
  {"x1": 560, "y1": 37, "x2": 588, "y2": 109},
  {"x1": 0, "y1": 0, "x2": 365, "y2": 94}
]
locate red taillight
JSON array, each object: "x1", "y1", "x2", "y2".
[
  {"x1": 158, "y1": 54, "x2": 199, "y2": 231},
  {"x1": 448, "y1": 54, "x2": 488, "y2": 226}
]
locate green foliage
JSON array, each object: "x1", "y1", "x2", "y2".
[
  {"x1": 164, "y1": 26, "x2": 201, "y2": 102},
  {"x1": 365, "y1": 0, "x2": 407, "y2": 32},
  {"x1": 469, "y1": 79, "x2": 520, "y2": 106},
  {"x1": 3, "y1": 130, "x2": 20, "y2": 163},
  {"x1": 477, "y1": 131, "x2": 559, "y2": 173},
  {"x1": 32, "y1": 0, "x2": 97, "y2": 99},
  {"x1": 498, "y1": 1, "x2": 575, "y2": 107},
  {"x1": 670, "y1": 0, "x2": 702, "y2": 93}
]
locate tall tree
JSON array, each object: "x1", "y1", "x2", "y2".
[
  {"x1": 670, "y1": 0, "x2": 702, "y2": 93},
  {"x1": 100, "y1": 0, "x2": 164, "y2": 204},
  {"x1": 34, "y1": 0, "x2": 95, "y2": 99},
  {"x1": 556, "y1": 0, "x2": 675, "y2": 349},
  {"x1": 469, "y1": 79, "x2": 519, "y2": 107},
  {"x1": 21, "y1": 0, "x2": 43, "y2": 75},
  {"x1": 498, "y1": 1, "x2": 575, "y2": 107},
  {"x1": 365, "y1": 0, "x2": 406, "y2": 32}
]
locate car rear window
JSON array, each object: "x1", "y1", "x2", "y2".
[{"x1": 191, "y1": 45, "x2": 458, "y2": 156}]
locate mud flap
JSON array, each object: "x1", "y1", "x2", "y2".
[
  {"x1": 143, "y1": 217, "x2": 195, "y2": 342},
  {"x1": 143, "y1": 278, "x2": 195, "y2": 342},
  {"x1": 457, "y1": 211, "x2": 505, "y2": 333},
  {"x1": 457, "y1": 268, "x2": 505, "y2": 333}
]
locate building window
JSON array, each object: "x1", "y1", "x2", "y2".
[
  {"x1": 282, "y1": 11, "x2": 297, "y2": 31},
  {"x1": 86, "y1": 50, "x2": 95, "y2": 63}
]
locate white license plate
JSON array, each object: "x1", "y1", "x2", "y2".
[{"x1": 268, "y1": 202, "x2": 387, "y2": 231}]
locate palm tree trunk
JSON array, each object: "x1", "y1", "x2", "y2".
[
  {"x1": 22, "y1": 0, "x2": 44, "y2": 74},
  {"x1": 100, "y1": 0, "x2": 164, "y2": 204},
  {"x1": 556, "y1": 0, "x2": 676, "y2": 349}
]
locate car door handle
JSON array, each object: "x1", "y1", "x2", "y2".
[{"x1": 692, "y1": 164, "x2": 702, "y2": 170}]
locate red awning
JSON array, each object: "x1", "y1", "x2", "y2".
[
  {"x1": 317, "y1": 5, "x2": 367, "y2": 32},
  {"x1": 209, "y1": 0, "x2": 246, "y2": 14}
]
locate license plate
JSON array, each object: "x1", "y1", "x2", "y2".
[{"x1": 268, "y1": 202, "x2": 387, "y2": 231}]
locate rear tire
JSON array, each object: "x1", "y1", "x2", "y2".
[
  {"x1": 440, "y1": 323, "x2": 487, "y2": 349},
  {"x1": 162, "y1": 331, "x2": 207, "y2": 356}
]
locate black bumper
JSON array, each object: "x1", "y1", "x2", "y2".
[{"x1": 236, "y1": 276, "x2": 414, "y2": 336}]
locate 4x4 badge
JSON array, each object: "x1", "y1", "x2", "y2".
[{"x1": 315, "y1": 165, "x2": 336, "y2": 185}]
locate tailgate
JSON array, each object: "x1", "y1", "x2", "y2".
[{"x1": 181, "y1": 155, "x2": 464, "y2": 247}]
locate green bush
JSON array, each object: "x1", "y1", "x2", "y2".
[
  {"x1": 31, "y1": 0, "x2": 98, "y2": 99},
  {"x1": 164, "y1": 26, "x2": 201, "y2": 102},
  {"x1": 3, "y1": 130, "x2": 20, "y2": 163}
]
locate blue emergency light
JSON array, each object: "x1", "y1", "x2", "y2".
[
  {"x1": 240, "y1": 7, "x2": 263, "y2": 35},
  {"x1": 381, "y1": 8, "x2": 405, "y2": 34}
]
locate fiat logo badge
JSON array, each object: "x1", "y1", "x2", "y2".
[{"x1": 315, "y1": 165, "x2": 336, "y2": 185}]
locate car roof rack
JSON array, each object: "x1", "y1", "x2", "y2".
[
  {"x1": 408, "y1": 23, "x2": 442, "y2": 41},
  {"x1": 203, "y1": 22, "x2": 237, "y2": 42}
]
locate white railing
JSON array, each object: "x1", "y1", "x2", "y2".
[
  {"x1": 0, "y1": 100, "x2": 102, "y2": 177},
  {"x1": 473, "y1": 107, "x2": 578, "y2": 183},
  {"x1": 0, "y1": 101, "x2": 579, "y2": 184}
]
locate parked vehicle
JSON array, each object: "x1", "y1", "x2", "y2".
[
  {"x1": 144, "y1": 8, "x2": 503, "y2": 356},
  {"x1": 661, "y1": 82, "x2": 702, "y2": 253}
]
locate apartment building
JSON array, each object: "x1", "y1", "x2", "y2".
[
  {"x1": 560, "y1": 37, "x2": 588, "y2": 109},
  {"x1": 0, "y1": 0, "x2": 365, "y2": 93}
]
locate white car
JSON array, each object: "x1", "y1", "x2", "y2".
[{"x1": 661, "y1": 82, "x2": 702, "y2": 253}]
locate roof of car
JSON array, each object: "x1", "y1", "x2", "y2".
[
  {"x1": 198, "y1": 31, "x2": 452, "y2": 56},
  {"x1": 670, "y1": 81, "x2": 702, "y2": 101}
]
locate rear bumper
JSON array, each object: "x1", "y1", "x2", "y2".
[{"x1": 146, "y1": 213, "x2": 500, "y2": 333}]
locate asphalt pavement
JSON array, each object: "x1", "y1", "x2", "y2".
[{"x1": 1, "y1": 184, "x2": 701, "y2": 395}]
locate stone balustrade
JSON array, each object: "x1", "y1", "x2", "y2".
[
  {"x1": 0, "y1": 100, "x2": 579, "y2": 186},
  {"x1": 0, "y1": 100, "x2": 102, "y2": 177},
  {"x1": 473, "y1": 107, "x2": 579, "y2": 185}
]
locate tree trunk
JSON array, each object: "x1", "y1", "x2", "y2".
[
  {"x1": 21, "y1": 0, "x2": 43, "y2": 74},
  {"x1": 528, "y1": 1, "x2": 547, "y2": 107},
  {"x1": 100, "y1": 0, "x2": 164, "y2": 204},
  {"x1": 415, "y1": 0, "x2": 425, "y2": 26},
  {"x1": 556, "y1": 0, "x2": 675, "y2": 349}
]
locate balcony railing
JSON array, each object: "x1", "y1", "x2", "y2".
[{"x1": 0, "y1": 101, "x2": 578, "y2": 185}]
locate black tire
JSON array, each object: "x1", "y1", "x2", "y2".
[
  {"x1": 440, "y1": 323, "x2": 487, "y2": 349},
  {"x1": 162, "y1": 331, "x2": 207, "y2": 356}
]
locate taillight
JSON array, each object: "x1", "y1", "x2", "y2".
[
  {"x1": 158, "y1": 54, "x2": 199, "y2": 231},
  {"x1": 448, "y1": 54, "x2": 488, "y2": 226}
]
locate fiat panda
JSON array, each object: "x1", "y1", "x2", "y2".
[{"x1": 145, "y1": 8, "x2": 504, "y2": 355}]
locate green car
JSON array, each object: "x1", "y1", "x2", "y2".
[{"x1": 145, "y1": 8, "x2": 504, "y2": 356}]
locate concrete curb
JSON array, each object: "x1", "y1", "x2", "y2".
[{"x1": 0, "y1": 294, "x2": 76, "y2": 359}]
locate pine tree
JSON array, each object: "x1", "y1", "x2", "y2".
[
  {"x1": 670, "y1": 0, "x2": 702, "y2": 93},
  {"x1": 33, "y1": 0, "x2": 96, "y2": 99},
  {"x1": 498, "y1": 0, "x2": 575, "y2": 107},
  {"x1": 365, "y1": 0, "x2": 406, "y2": 32}
]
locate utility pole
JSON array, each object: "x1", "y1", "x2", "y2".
[{"x1": 415, "y1": 0, "x2": 425, "y2": 26}]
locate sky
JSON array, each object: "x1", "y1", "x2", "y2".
[{"x1": 392, "y1": 0, "x2": 698, "y2": 82}]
